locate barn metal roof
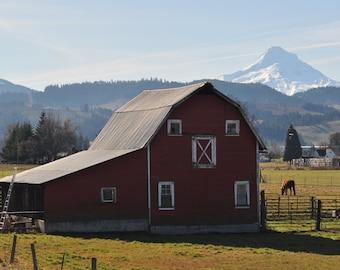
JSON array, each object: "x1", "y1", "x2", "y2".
[
  {"x1": 89, "y1": 82, "x2": 207, "y2": 150},
  {"x1": 0, "y1": 82, "x2": 266, "y2": 185},
  {"x1": 0, "y1": 149, "x2": 137, "y2": 184}
]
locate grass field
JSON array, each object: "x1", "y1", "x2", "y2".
[
  {"x1": 0, "y1": 230, "x2": 339, "y2": 270},
  {"x1": 260, "y1": 161, "x2": 340, "y2": 196},
  {"x1": 0, "y1": 162, "x2": 339, "y2": 269},
  {"x1": 0, "y1": 164, "x2": 37, "y2": 179}
]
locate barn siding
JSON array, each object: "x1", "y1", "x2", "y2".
[
  {"x1": 44, "y1": 150, "x2": 148, "y2": 224},
  {"x1": 149, "y1": 94, "x2": 259, "y2": 229}
]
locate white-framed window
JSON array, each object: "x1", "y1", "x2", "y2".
[
  {"x1": 192, "y1": 135, "x2": 216, "y2": 168},
  {"x1": 101, "y1": 187, "x2": 117, "y2": 203},
  {"x1": 167, "y1": 119, "x2": 182, "y2": 135},
  {"x1": 158, "y1": 181, "x2": 175, "y2": 210},
  {"x1": 225, "y1": 120, "x2": 240, "y2": 136},
  {"x1": 234, "y1": 181, "x2": 250, "y2": 208}
]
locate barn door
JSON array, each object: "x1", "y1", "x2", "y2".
[{"x1": 192, "y1": 136, "x2": 216, "y2": 168}]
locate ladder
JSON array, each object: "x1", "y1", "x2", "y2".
[{"x1": 0, "y1": 167, "x2": 17, "y2": 231}]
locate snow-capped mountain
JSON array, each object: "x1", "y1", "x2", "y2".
[{"x1": 217, "y1": 46, "x2": 340, "y2": 95}]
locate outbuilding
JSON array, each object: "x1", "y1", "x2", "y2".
[{"x1": 0, "y1": 82, "x2": 266, "y2": 234}]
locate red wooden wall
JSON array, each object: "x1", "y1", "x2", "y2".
[
  {"x1": 44, "y1": 149, "x2": 148, "y2": 223},
  {"x1": 149, "y1": 93, "x2": 259, "y2": 226}
]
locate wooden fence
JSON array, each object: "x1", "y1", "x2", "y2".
[{"x1": 262, "y1": 193, "x2": 340, "y2": 231}]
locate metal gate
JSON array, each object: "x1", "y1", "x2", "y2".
[{"x1": 263, "y1": 193, "x2": 340, "y2": 231}]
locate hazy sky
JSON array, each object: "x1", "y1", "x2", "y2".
[{"x1": 1, "y1": 0, "x2": 340, "y2": 91}]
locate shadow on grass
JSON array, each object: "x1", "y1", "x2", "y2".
[{"x1": 59, "y1": 230, "x2": 340, "y2": 256}]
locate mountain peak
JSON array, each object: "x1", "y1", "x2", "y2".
[
  {"x1": 218, "y1": 46, "x2": 340, "y2": 95},
  {"x1": 248, "y1": 46, "x2": 297, "y2": 69}
]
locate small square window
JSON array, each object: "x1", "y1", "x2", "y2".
[
  {"x1": 234, "y1": 181, "x2": 250, "y2": 208},
  {"x1": 167, "y1": 119, "x2": 182, "y2": 135},
  {"x1": 101, "y1": 187, "x2": 116, "y2": 203},
  {"x1": 226, "y1": 120, "x2": 240, "y2": 136}
]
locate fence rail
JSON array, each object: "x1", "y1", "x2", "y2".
[{"x1": 263, "y1": 193, "x2": 340, "y2": 231}]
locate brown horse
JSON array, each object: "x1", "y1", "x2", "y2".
[{"x1": 281, "y1": 180, "x2": 296, "y2": 195}]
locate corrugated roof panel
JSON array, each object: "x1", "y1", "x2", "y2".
[
  {"x1": 117, "y1": 82, "x2": 206, "y2": 112},
  {"x1": 90, "y1": 107, "x2": 171, "y2": 150},
  {"x1": 90, "y1": 82, "x2": 208, "y2": 151},
  {"x1": 0, "y1": 149, "x2": 137, "y2": 184}
]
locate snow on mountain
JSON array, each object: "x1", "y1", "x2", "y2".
[{"x1": 217, "y1": 46, "x2": 340, "y2": 95}]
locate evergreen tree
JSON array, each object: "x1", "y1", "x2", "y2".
[
  {"x1": 1, "y1": 111, "x2": 88, "y2": 163},
  {"x1": 34, "y1": 111, "x2": 78, "y2": 163},
  {"x1": 283, "y1": 124, "x2": 302, "y2": 166},
  {"x1": 329, "y1": 132, "x2": 340, "y2": 156},
  {"x1": 0, "y1": 122, "x2": 34, "y2": 163}
]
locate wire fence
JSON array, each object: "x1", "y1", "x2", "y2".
[{"x1": 261, "y1": 172, "x2": 340, "y2": 187}]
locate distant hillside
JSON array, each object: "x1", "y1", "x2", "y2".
[
  {"x1": 32, "y1": 79, "x2": 185, "y2": 109},
  {"x1": 200, "y1": 79, "x2": 303, "y2": 105},
  {"x1": 293, "y1": 86, "x2": 340, "y2": 107},
  {"x1": 295, "y1": 120, "x2": 340, "y2": 144},
  {"x1": 1, "y1": 78, "x2": 340, "y2": 147},
  {"x1": 0, "y1": 78, "x2": 36, "y2": 94}
]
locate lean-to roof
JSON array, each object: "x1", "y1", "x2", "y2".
[{"x1": 0, "y1": 149, "x2": 137, "y2": 184}]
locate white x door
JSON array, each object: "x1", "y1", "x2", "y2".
[{"x1": 192, "y1": 136, "x2": 216, "y2": 168}]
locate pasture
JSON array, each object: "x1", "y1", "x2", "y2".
[
  {"x1": 0, "y1": 164, "x2": 37, "y2": 179},
  {"x1": 260, "y1": 163, "x2": 340, "y2": 195},
  {"x1": 0, "y1": 162, "x2": 339, "y2": 269},
  {"x1": 0, "y1": 230, "x2": 339, "y2": 269}
]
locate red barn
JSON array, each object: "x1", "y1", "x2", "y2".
[{"x1": 0, "y1": 82, "x2": 266, "y2": 234}]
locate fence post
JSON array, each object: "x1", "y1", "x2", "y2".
[
  {"x1": 316, "y1": 200, "x2": 322, "y2": 231},
  {"x1": 31, "y1": 243, "x2": 38, "y2": 270},
  {"x1": 61, "y1": 250, "x2": 66, "y2": 270},
  {"x1": 310, "y1": 197, "x2": 315, "y2": 219},
  {"x1": 260, "y1": 190, "x2": 266, "y2": 231},
  {"x1": 10, "y1": 235, "x2": 17, "y2": 264},
  {"x1": 91, "y1": 258, "x2": 97, "y2": 270}
]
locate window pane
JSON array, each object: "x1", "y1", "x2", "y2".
[
  {"x1": 161, "y1": 195, "x2": 173, "y2": 208},
  {"x1": 101, "y1": 187, "x2": 116, "y2": 203},
  {"x1": 159, "y1": 182, "x2": 174, "y2": 209},
  {"x1": 168, "y1": 120, "x2": 182, "y2": 135},
  {"x1": 227, "y1": 123, "x2": 237, "y2": 134},
  {"x1": 237, "y1": 184, "x2": 247, "y2": 205},
  {"x1": 103, "y1": 189, "x2": 113, "y2": 201},
  {"x1": 170, "y1": 123, "x2": 180, "y2": 134},
  {"x1": 234, "y1": 181, "x2": 249, "y2": 207},
  {"x1": 226, "y1": 120, "x2": 239, "y2": 135},
  {"x1": 161, "y1": 184, "x2": 172, "y2": 207}
]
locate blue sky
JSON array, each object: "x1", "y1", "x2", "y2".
[{"x1": 1, "y1": 0, "x2": 340, "y2": 91}]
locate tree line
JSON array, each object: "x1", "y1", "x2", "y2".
[{"x1": 0, "y1": 112, "x2": 89, "y2": 164}]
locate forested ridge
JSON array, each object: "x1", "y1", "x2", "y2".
[{"x1": 1, "y1": 78, "x2": 340, "y2": 146}]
